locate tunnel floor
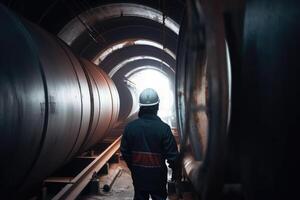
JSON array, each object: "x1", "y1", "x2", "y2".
[
  {"x1": 77, "y1": 161, "x2": 134, "y2": 200},
  {"x1": 77, "y1": 160, "x2": 186, "y2": 200}
]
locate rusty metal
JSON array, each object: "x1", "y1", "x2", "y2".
[
  {"x1": 176, "y1": 0, "x2": 229, "y2": 199},
  {"x1": 78, "y1": 59, "x2": 120, "y2": 152},
  {"x1": 44, "y1": 177, "x2": 74, "y2": 184},
  {"x1": 182, "y1": 152, "x2": 202, "y2": 193},
  {"x1": 52, "y1": 137, "x2": 121, "y2": 200}
]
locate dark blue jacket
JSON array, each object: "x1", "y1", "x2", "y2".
[{"x1": 121, "y1": 114, "x2": 178, "y2": 191}]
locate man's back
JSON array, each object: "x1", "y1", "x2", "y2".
[{"x1": 121, "y1": 114, "x2": 178, "y2": 191}]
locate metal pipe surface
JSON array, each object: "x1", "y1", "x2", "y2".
[
  {"x1": 103, "y1": 167, "x2": 123, "y2": 192},
  {"x1": 0, "y1": 4, "x2": 119, "y2": 198},
  {"x1": 176, "y1": 0, "x2": 229, "y2": 199}
]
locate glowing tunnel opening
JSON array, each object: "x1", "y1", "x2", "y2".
[{"x1": 126, "y1": 68, "x2": 175, "y2": 126}]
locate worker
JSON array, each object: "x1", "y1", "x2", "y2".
[{"x1": 121, "y1": 88, "x2": 179, "y2": 200}]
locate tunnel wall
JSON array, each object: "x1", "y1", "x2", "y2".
[{"x1": 0, "y1": 4, "x2": 119, "y2": 198}]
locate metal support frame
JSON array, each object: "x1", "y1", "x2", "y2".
[{"x1": 48, "y1": 136, "x2": 121, "y2": 200}]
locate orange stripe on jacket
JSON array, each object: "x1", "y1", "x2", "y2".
[{"x1": 132, "y1": 151, "x2": 162, "y2": 167}]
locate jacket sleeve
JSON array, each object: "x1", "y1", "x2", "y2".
[
  {"x1": 162, "y1": 126, "x2": 179, "y2": 170},
  {"x1": 121, "y1": 127, "x2": 132, "y2": 169}
]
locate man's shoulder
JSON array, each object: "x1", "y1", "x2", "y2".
[
  {"x1": 154, "y1": 118, "x2": 171, "y2": 129},
  {"x1": 125, "y1": 118, "x2": 142, "y2": 128},
  {"x1": 161, "y1": 120, "x2": 171, "y2": 128}
]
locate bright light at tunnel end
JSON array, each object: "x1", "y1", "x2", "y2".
[{"x1": 127, "y1": 68, "x2": 175, "y2": 126}]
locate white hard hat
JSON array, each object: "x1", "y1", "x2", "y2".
[{"x1": 139, "y1": 88, "x2": 160, "y2": 106}]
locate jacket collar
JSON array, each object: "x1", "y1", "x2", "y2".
[{"x1": 140, "y1": 114, "x2": 161, "y2": 121}]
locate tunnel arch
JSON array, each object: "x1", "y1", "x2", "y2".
[
  {"x1": 58, "y1": 3, "x2": 180, "y2": 46},
  {"x1": 93, "y1": 38, "x2": 176, "y2": 64},
  {"x1": 59, "y1": 16, "x2": 178, "y2": 59},
  {"x1": 56, "y1": 3, "x2": 179, "y2": 125},
  {"x1": 97, "y1": 43, "x2": 176, "y2": 122},
  {"x1": 110, "y1": 57, "x2": 175, "y2": 122},
  {"x1": 100, "y1": 45, "x2": 175, "y2": 75}
]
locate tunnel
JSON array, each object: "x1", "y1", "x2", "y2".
[{"x1": 1, "y1": 0, "x2": 300, "y2": 200}]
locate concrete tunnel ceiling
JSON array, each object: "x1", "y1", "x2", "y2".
[{"x1": 55, "y1": 2, "x2": 181, "y2": 124}]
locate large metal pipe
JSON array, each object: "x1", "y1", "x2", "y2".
[
  {"x1": 176, "y1": 0, "x2": 229, "y2": 199},
  {"x1": 178, "y1": 0, "x2": 300, "y2": 200},
  {"x1": 0, "y1": 4, "x2": 119, "y2": 198},
  {"x1": 78, "y1": 58, "x2": 120, "y2": 151}
]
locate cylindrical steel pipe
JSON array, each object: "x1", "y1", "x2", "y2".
[
  {"x1": 0, "y1": 4, "x2": 119, "y2": 198},
  {"x1": 78, "y1": 59, "x2": 120, "y2": 151},
  {"x1": 176, "y1": 0, "x2": 229, "y2": 199}
]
